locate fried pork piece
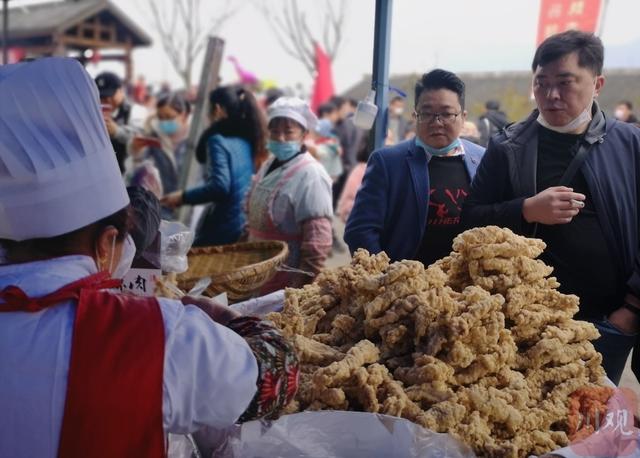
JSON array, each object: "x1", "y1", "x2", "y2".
[
  {"x1": 293, "y1": 335, "x2": 345, "y2": 366},
  {"x1": 357, "y1": 259, "x2": 425, "y2": 291},
  {"x1": 405, "y1": 380, "x2": 454, "y2": 407},
  {"x1": 445, "y1": 286, "x2": 504, "y2": 339},
  {"x1": 314, "y1": 314, "x2": 361, "y2": 347},
  {"x1": 525, "y1": 361, "x2": 588, "y2": 394},
  {"x1": 413, "y1": 287, "x2": 463, "y2": 345},
  {"x1": 312, "y1": 339, "x2": 379, "y2": 388},
  {"x1": 454, "y1": 330, "x2": 517, "y2": 385},
  {"x1": 469, "y1": 256, "x2": 554, "y2": 294},
  {"x1": 517, "y1": 339, "x2": 598, "y2": 369},
  {"x1": 394, "y1": 355, "x2": 454, "y2": 385},
  {"x1": 505, "y1": 284, "x2": 579, "y2": 317},
  {"x1": 452, "y1": 225, "x2": 546, "y2": 260},
  {"x1": 378, "y1": 372, "x2": 427, "y2": 423},
  {"x1": 420, "y1": 399, "x2": 467, "y2": 432},
  {"x1": 541, "y1": 320, "x2": 600, "y2": 343},
  {"x1": 343, "y1": 363, "x2": 389, "y2": 412},
  {"x1": 266, "y1": 292, "x2": 304, "y2": 338},
  {"x1": 456, "y1": 384, "x2": 524, "y2": 434},
  {"x1": 364, "y1": 276, "x2": 430, "y2": 320},
  {"x1": 367, "y1": 295, "x2": 421, "y2": 330}
]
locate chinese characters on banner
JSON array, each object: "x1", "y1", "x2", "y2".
[{"x1": 537, "y1": 0, "x2": 604, "y2": 45}]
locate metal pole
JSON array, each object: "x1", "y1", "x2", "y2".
[
  {"x1": 596, "y1": 0, "x2": 609, "y2": 37},
  {"x1": 2, "y1": 0, "x2": 8, "y2": 65},
  {"x1": 371, "y1": 0, "x2": 393, "y2": 150}
]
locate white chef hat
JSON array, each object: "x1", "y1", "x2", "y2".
[
  {"x1": 0, "y1": 57, "x2": 129, "y2": 241},
  {"x1": 267, "y1": 97, "x2": 317, "y2": 131}
]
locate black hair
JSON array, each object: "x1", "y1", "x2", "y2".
[
  {"x1": 532, "y1": 30, "x2": 604, "y2": 75},
  {"x1": 201, "y1": 85, "x2": 268, "y2": 169},
  {"x1": 265, "y1": 88, "x2": 285, "y2": 107},
  {"x1": 618, "y1": 100, "x2": 633, "y2": 110},
  {"x1": 414, "y1": 69, "x2": 466, "y2": 109},
  {"x1": 157, "y1": 91, "x2": 191, "y2": 115},
  {"x1": 485, "y1": 100, "x2": 500, "y2": 110},
  {"x1": 330, "y1": 96, "x2": 347, "y2": 109},
  {"x1": 317, "y1": 102, "x2": 337, "y2": 118},
  {"x1": 2, "y1": 206, "x2": 132, "y2": 262}
]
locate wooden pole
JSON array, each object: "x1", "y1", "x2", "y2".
[{"x1": 177, "y1": 36, "x2": 225, "y2": 224}]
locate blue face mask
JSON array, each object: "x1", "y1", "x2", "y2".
[
  {"x1": 158, "y1": 119, "x2": 179, "y2": 136},
  {"x1": 268, "y1": 140, "x2": 301, "y2": 162},
  {"x1": 415, "y1": 137, "x2": 461, "y2": 157}
]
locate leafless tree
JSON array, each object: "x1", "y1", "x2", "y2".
[
  {"x1": 252, "y1": 0, "x2": 347, "y2": 76},
  {"x1": 146, "y1": 0, "x2": 237, "y2": 87}
]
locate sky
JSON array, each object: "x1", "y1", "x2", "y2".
[{"x1": 7, "y1": 0, "x2": 640, "y2": 93}]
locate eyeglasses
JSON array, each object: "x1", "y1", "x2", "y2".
[{"x1": 414, "y1": 111, "x2": 461, "y2": 125}]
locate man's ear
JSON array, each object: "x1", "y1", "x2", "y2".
[{"x1": 594, "y1": 75, "x2": 605, "y2": 98}]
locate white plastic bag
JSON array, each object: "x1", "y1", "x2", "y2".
[
  {"x1": 231, "y1": 290, "x2": 284, "y2": 317},
  {"x1": 199, "y1": 411, "x2": 476, "y2": 458},
  {"x1": 160, "y1": 220, "x2": 194, "y2": 274}
]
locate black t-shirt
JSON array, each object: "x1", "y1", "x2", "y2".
[
  {"x1": 415, "y1": 155, "x2": 469, "y2": 266},
  {"x1": 536, "y1": 125, "x2": 621, "y2": 319}
]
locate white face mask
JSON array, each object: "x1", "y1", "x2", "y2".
[
  {"x1": 110, "y1": 235, "x2": 136, "y2": 279},
  {"x1": 537, "y1": 86, "x2": 595, "y2": 134},
  {"x1": 96, "y1": 234, "x2": 136, "y2": 278}
]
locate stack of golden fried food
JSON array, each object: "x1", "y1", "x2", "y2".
[{"x1": 268, "y1": 226, "x2": 606, "y2": 457}]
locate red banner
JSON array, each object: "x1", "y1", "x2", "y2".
[
  {"x1": 537, "y1": 0, "x2": 604, "y2": 45},
  {"x1": 0, "y1": 48, "x2": 26, "y2": 65}
]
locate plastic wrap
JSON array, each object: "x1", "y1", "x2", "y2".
[
  {"x1": 160, "y1": 220, "x2": 194, "y2": 274},
  {"x1": 199, "y1": 412, "x2": 476, "y2": 458},
  {"x1": 231, "y1": 290, "x2": 284, "y2": 317},
  {"x1": 167, "y1": 433, "x2": 200, "y2": 458}
]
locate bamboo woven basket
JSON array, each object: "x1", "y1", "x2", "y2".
[{"x1": 176, "y1": 241, "x2": 288, "y2": 302}]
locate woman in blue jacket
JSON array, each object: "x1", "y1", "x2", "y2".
[{"x1": 162, "y1": 86, "x2": 268, "y2": 246}]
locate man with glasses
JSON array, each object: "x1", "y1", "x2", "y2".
[
  {"x1": 463, "y1": 31, "x2": 640, "y2": 385},
  {"x1": 344, "y1": 69, "x2": 485, "y2": 265}
]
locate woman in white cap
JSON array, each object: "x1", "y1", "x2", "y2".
[
  {"x1": 0, "y1": 58, "x2": 298, "y2": 458},
  {"x1": 246, "y1": 97, "x2": 334, "y2": 293}
]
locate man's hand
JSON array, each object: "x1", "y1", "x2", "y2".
[
  {"x1": 181, "y1": 295, "x2": 241, "y2": 326},
  {"x1": 522, "y1": 186, "x2": 585, "y2": 225},
  {"x1": 103, "y1": 114, "x2": 118, "y2": 137},
  {"x1": 161, "y1": 190, "x2": 184, "y2": 209},
  {"x1": 608, "y1": 294, "x2": 640, "y2": 335}
]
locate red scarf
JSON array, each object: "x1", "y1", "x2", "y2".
[{"x1": 0, "y1": 272, "x2": 166, "y2": 457}]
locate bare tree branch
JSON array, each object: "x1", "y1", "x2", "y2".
[
  {"x1": 146, "y1": 0, "x2": 238, "y2": 87},
  {"x1": 251, "y1": 0, "x2": 348, "y2": 77}
]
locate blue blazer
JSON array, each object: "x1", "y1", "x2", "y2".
[{"x1": 344, "y1": 138, "x2": 485, "y2": 261}]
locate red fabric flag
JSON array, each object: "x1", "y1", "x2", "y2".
[
  {"x1": 537, "y1": 0, "x2": 604, "y2": 45},
  {"x1": 310, "y1": 43, "x2": 335, "y2": 114},
  {"x1": 90, "y1": 49, "x2": 101, "y2": 64},
  {"x1": 2, "y1": 47, "x2": 25, "y2": 64}
]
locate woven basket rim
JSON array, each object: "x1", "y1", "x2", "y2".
[{"x1": 179, "y1": 240, "x2": 288, "y2": 284}]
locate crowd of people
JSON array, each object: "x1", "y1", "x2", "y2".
[{"x1": 1, "y1": 28, "x2": 640, "y2": 457}]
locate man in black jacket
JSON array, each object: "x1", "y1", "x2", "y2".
[
  {"x1": 477, "y1": 100, "x2": 508, "y2": 146},
  {"x1": 462, "y1": 30, "x2": 640, "y2": 384},
  {"x1": 95, "y1": 72, "x2": 146, "y2": 173}
]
